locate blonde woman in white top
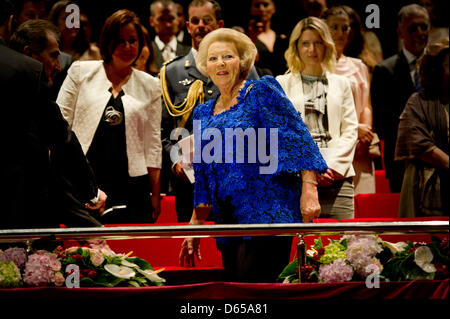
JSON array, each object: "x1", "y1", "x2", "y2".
[{"x1": 276, "y1": 17, "x2": 358, "y2": 219}]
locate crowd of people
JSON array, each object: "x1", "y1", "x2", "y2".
[{"x1": 0, "y1": 0, "x2": 448, "y2": 282}]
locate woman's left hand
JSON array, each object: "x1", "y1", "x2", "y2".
[
  {"x1": 151, "y1": 193, "x2": 161, "y2": 222},
  {"x1": 300, "y1": 183, "x2": 321, "y2": 223}
]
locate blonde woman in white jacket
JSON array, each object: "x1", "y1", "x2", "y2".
[
  {"x1": 276, "y1": 17, "x2": 358, "y2": 219},
  {"x1": 57, "y1": 10, "x2": 162, "y2": 224}
]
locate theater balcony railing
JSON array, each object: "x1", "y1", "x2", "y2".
[{"x1": 1, "y1": 221, "x2": 448, "y2": 284}]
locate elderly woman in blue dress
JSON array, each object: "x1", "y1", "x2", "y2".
[{"x1": 178, "y1": 28, "x2": 327, "y2": 282}]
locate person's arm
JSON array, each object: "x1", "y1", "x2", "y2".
[
  {"x1": 179, "y1": 205, "x2": 212, "y2": 266},
  {"x1": 148, "y1": 167, "x2": 161, "y2": 221},
  {"x1": 37, "y1": 73, "x2": 100, "y2": 207},
  {"x1": 300, "y1": 170, "x2": 320, "y2": 223},
  {"x1": 324, "y1": 77, "x2": 358, "y2": 179},
  {"x1": 396, "y1": 94, "x2": 448, "y2": 171},
  {"x1": 56, "y1": 61, "x2": 81, "y2": 126},
  {"x1": 143, "y1": 76, "x2": 163, "y2": 221},
  {"x1": 358, "y1": 63, "x2": 375, "y2": 145},
  {"x1": 358, "y1": 100, "x2": 374, "y2": 145},
  {"x1": 419, "y1": 147, "x2": 449, "y2": 170}
]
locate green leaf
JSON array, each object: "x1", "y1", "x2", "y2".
[
  {"x1": 340, "y1": 238, "x2": 347, "y2": 250},
  {"x1": 313, "y1": 237, "x2": 323, "y2": 250},
  {"x1": 126, "y1": 257, "x2": 154, "y2": 271},
  {"x1": 152, "y1": 281, "x2": 165, "y2": 287},
  {"x1": 405, "y1": 265, "x2": 435, "y2": 280},
  {"x1": 278, "y1": 258, "x2": 298, "y2": 279},
  {"x1": 285, "y1": 274, "x2": 298, "y2": 283},
  {"x1": 128, "y1": 281, "x2": 140, "y2": 287},
  {"x1": 105, "y1": 255, "x2": 123, "y2": 265}
]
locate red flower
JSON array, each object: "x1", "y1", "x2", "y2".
[
  {"x1": 435, "y1": 262, "x2": 448, "y2": 276},
  {"x1": 88, "y1": 270, "x2": 97, "y2": 279}
]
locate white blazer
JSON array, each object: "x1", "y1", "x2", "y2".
[
  {"x1": 276, "y1": 72, "x2": 358, "y2": 178},
  {"x1": 57, "y1": 60, "x2": 162, "y2": 177}
]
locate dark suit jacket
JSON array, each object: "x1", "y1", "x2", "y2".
[
  {"x1": 371, "y1": 50, "x2": 416, "y2": 191},
  {"x1": 151, "y1": 40, "x2": 191, "y2": 71},
  {"x1": 177, "y1": 30, "x2": 192, "y2": 47},
  {"x1": 0, "y1": 39, "x2": 99, "y2": 228}
]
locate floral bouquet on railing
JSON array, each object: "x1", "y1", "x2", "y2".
[
  {"x1": 56, "y1": 242, "x2": 165, "y2": 287},
  {"x1": 0, "y1": 241, "x2": 165, "y2": 288},
  {"x1": 278, "y1": 235, "x2": 448, "y2": 283}
]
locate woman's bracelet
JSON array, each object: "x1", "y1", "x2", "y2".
[{"x1": 302, "y1": 179, "x2": 318, "y2": 185}]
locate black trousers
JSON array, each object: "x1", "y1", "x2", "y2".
[
  {"x1": 173, "y1": 178, "x2": 194, "y2": 222},
  {"x1": 217, "y1": 236, "x2": 293, "y2": 283}
]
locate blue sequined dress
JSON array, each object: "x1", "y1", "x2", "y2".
[{"x1": 193, "y1": 76, "x2": 327, "y2": 227}]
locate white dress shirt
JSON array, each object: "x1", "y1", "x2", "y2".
[{"x1": 155, "y1": 36, "x2": 177, "y2": 61}]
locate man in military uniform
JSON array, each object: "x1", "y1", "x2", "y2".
[{"x1": 161, "y1": 0, "x2": 259, "y2": 222}]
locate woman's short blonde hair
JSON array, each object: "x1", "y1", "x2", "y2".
[
  {"x1": 284, "y1": 17, "x2": 336, "y2": 74},
  {"x1": 196, "y1": 28, "x2": 257, "y2": 80}
]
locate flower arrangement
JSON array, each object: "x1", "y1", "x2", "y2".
[
  {"x1": 0, "y1": 241, "x2": 164, "y2": 288},
  {"x1": 0, "y1": 247, "x2": 27, "y2": 270},
  {"x1": 23, "y1": 250, "x2": 64, "y2": 286},
  {"x1": 0, "y1": 247, "x2": 26, "y2": 288},
  {"x1": 380, "y1": 237, "x2": 449, "y2": 281},
  {"x1": 57, "y1": 244, "x2": 165, "y2": 287},
  {"x1": 279, "y1": 235, "x2": 449, "y2": 283},
  {"x1": 0, "y1": 261, "x2": 22, "y2": 288}
]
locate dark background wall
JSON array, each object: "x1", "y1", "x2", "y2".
[{"x1": 52, "y1": 0, "x2": 449, "y2": 60}]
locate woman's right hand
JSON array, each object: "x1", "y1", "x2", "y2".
[
  {"x1": 317, "y1": 169, "x2": 335, "y2": 187},
  {"x1": 300, "y1": 182, "x2": 321, "y2": 223},
  {"x1": 174, "y1": 162, "x2": 190, "y2": 182},
  {"x1": 358, "y1": 123, "x2": 374, "y2": 145},
  {"x1": 179, "y1": 237, "x2": 201, "y2": 267}
]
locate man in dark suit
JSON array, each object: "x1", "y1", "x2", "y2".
[
  {"x1": 160, "y1": 0, "x2": 259, "y2": 222},
  {"x1": 371, "y1": 4, "x2": 430, "y2": 193},
  {"x1": 1, "y1": 0, "x2": 105, "y2": 228},
  {"x1": 174, "y1": 1, "x2": 191, "y2": 47},
  {"x1": 149, "y1": 0, "x2": 190, "y2": 71}
]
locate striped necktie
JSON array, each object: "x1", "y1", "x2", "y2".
[{"x1": 162, "y1": 44, "x2": 173, "y2": 62}]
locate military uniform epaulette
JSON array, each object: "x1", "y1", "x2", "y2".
[{"x1": 162, "y1": 55, "x2": 183, "y2": 67}]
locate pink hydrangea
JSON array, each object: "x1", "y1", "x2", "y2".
[
  {"x1": 0, "y1": 247, "x2": 27, "y2": 269},
  {"x1": 361, "y1": 258, "x2": 383, "y2": 278},
  {"x1": 90, "y1": 250, "x2": 105, "y2": 267},
  {"x1": 318, "y1": 259, "x2": 354, "y2": 283},
  {"x1": 23, "y1": 250, "x2": 61, "y2": 286},
  {"x1": 54, "y1": 272, "x2": 65, "y2": 286},
  {"x1": 344, "y1": 235, "x2": 383, "y2": 278}
]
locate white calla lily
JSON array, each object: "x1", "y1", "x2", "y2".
[
  {"x1": 104, "y1": 264, "x2": 136, "y2": 279},
  {"x1": 136, "y1": 268, "x2": 166, "y2": 283},
  {"x1": 384, "y1": 241, "x2": 408, "y2": 254},
  {"x1": 121, "y1": 259, "x2": 138, "y2": 268},
  {"x1": 414, "y1": 246, "x2": 436, "y2": 273}
]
